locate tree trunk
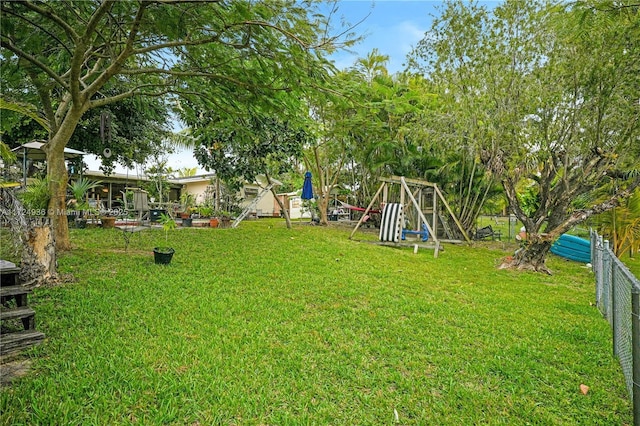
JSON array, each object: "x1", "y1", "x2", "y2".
[
  {"x1": 270, "y1": 186, "x2": 292, "y2": 229},
  {"x1": 46, "y1": 145, "x2": 71, "y2": 251},
  {"x1": 20, "y1": 218, "x2": 57, "y2": 287},
  {"x1": 317, "y1": 194, "x2": 329, "y2": 225},
  {"x1": 0, "y1": 188, "x2": 56, "y2": 286},
  {"x1": 499, "y1": 238, "x2": 553, "y2": 274},
  {"x1": 215, "y1": 176, "x2": 221, "y2": 211},
  {"x1": 43, "y1": 106, "x2": 85, "y2": 251},
  {"x1": 307, "y1": 148, "x2": 329, "y2": 226}
]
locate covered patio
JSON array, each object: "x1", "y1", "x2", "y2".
[{"x1": 11, "y1": 141, "x2": 86, "y2": 187}]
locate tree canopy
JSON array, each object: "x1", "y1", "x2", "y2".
[
  {"x1": 1, "y1": 0, "x2": 353, "y2": 249},
  {"x1": 2, "y1": 93, "x2": 172, "y2": 174},
  {"x1": 193, "y1": 114, "x2": 312, "y2": 228},
  {"x1": 409, "y1": 0, "x2": 640, "y2": 272}
]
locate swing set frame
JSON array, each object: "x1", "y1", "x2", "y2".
[{"x1": 349, "y1": 176, "x2": 471, "y2": 257}]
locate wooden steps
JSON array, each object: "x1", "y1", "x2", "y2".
[
  {"x1": 0, "y1": 286, "x2": 30, "y2": 307},
  {"x1": 1, "y1": 264, "x2": 45, "y2": 359},
  {"x1": 1, "y1": 306, "x2": 35, "y2": 322},
  {"x1": 0, "y1": 266, "x2": 20, "y2": 286},
  {"x1": 0, "y1": 331, "x2": 45, "y2": 356}
]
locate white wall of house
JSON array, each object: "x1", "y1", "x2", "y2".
[
  {"x1": 240, "y1": 184, "x2": 279, "y2": 217},
  {"x1": 177, "y1": 174, "x2": 286, "y2": 217},
  {"x1": 182, "y1": 180, "x2": 213, "y2": 205},
  {"x1": 286, "y1": 195, "x2": 312, "y2": 219}
]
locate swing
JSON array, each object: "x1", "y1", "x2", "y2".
[
  {"x1": 117, "y1": 169, "x2": 151, "y2": 251},
  {"x1": 402, "y1": 223, "x2": 429, "y2": 242},
  {"x1": 350, "y1": 176, "x2": 471, "y2": 258}
]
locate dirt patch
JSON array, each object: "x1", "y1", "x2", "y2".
[
  {"x1": 103, "y1": 248, "x2": 152, "y2": 255},
  {"x1": 0, "y1": 359, "x2": 32, "y2": 386}
]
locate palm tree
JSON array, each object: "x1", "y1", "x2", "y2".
[
  {"x1": 177, "y1": 167, "x2": 198, "y2": 177},
  {"x1": 354, "y1": 48, "x2": 390, "y2": 84},
  {"x1": 431, "y1": 150, "x2": 502, "y2": 235},
  {"x1": 68, "y1": 178, "x2": 102, "y2": 213},
  {"x1": 594, "y1": 188, "x2": 640, "y2": 257}
]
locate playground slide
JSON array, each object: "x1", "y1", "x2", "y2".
[{"x1": 550, "y1": 234, "x2": 591, "y2": 263}]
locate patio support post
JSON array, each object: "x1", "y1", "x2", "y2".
[{"x1": 22, "y1": 147, "x2": 27, "y2": 187}]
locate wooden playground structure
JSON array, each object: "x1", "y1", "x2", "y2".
[{"x1": 349, "y1": 176, "x2": 471, "y2": 257}]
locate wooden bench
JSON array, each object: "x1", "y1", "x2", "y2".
[{"x1": 474, "y1": 225, "x2": 502, "y2": 241}]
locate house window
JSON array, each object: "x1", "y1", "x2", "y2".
[{"x1": 244, "y1": 187, "x2": 258, "y2": 198}]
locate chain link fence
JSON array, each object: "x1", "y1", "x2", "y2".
[
  {"x1": 476, "y1": 214, "x2": 591, "y2": 242},
  {"x1": 475, "y1": 215, "x2": 522, "y2": 241},
  {"x1": 590, "y1": 230, "x2": 640, "y2": 425}
]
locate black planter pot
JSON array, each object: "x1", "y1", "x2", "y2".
[
  {"x1": 75, "y1": 218, "x2": 87, "y2": 229},
  {"x1": 182, "y1": 218, "x2": 193, "y2": 227},
  {"x1": 150, "y1": 209, "x2": 167, "y2": 223},
  {"x1": 153, "y1": 247, "x2": 175, "y2": 265}
]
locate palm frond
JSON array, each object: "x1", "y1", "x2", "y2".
[{"x1": 0, "y1": 98, "x2": 50, "y2": 131}]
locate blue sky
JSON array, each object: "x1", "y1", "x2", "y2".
[{"x1": 321, "y1": 1, "x2": 441, "y2": 74}]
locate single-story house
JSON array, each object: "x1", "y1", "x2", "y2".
[
  {"x1": 81, "y1": 170, "x2": 182, "y2": 210},
  {"x1": 172, "y1": 173, "x2": 218, "y2": 207},
  {"x1": 172, "y1": 174, "x2": 285, "y2": 218},
  {"x1": 276, "y1": 192, "x2": 312, "y2": 219}
]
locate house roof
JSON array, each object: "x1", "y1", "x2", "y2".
[
  {"x1": 80, "y1": 171, "x2": 282, "y2": 189},
  {"x1": 250, "y1": 175, "x2": 283, "y2": 187},
  {"x1": 84, "y1": 170, "x2": 150, "y2": 181},
  {"x1": 172, "y1": 173, "x2": 216, "y2": 184},
  {"x1": 82, "y1": 170, "x2": 182, "y2": 188}
]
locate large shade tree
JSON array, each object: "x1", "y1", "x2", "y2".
[
  {"x1": 306, "y1": 60, "x2": 440, "y2": 224},
  {"x1": 303, "y1": 71, "x2": 356, "y2": 225},
  {"x1": 193, "y1": 115, "x2": 312, "y2": 229},
  {"x1": 410, "y1": 0, "x2": 640, "y2": 273},
  {"x1": 0, "y1": 0, "x2": 352, "y2": 250},
  {"x1": 2, "y1": 92, "x2": 171, "y2": 174}
]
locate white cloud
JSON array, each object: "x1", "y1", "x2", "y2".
[{"x1": 394, "y1": 20, "x2": 426, "y2": 54}]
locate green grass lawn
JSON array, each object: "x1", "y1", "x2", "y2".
[
  {"x1": 619, "y1": 252, "x2": 640, "y2": 278},
  {"x1": 475, "y1": 215, "x2": 592, "y2": 242},
  {"x1": 475, "y1": 215, "x2": 522, "y2": 241},
  {"x1": 1, "y1": 220, "x2": 632, "y2": 425}
]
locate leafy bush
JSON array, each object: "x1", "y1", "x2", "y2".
[
  {"x1": 68, "y1": 178, "x2": 102, "y2": 210},
  {"x1": 18, "y1": 177, "x2": 49, "y2": 213}
]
